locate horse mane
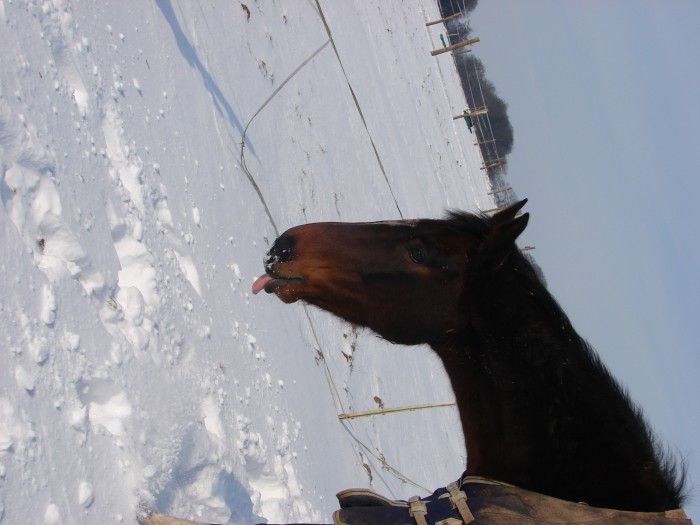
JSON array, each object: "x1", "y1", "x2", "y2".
[{"x1": 445, "y1": 208, "x2": 687, "y2": 510}]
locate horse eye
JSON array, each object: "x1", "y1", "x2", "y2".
[{"x1": 407, "y1": 245, "x2": 424, "y2": 264}]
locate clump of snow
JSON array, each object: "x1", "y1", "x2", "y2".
[
  {"x1": 78, "y1": 481, "x2": 94, "y2": 508},
  {"x1": 44, "y1": 503, "x2": 62, "y2": 525},
  {"x1": 14, "y1": 366, "x2": 35, "y2": 393}
]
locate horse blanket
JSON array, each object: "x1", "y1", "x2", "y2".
[{"x1": 333, "y1": 476, "x2": 692, "y2": 525}]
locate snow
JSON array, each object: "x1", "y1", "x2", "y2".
[{"x1": 0, "y1": 1, "x2": 490, "y2": 524}]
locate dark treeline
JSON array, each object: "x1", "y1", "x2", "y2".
[
  {"x1": 440, "y1": 0, "x2": 478, "y2": 15},
  {"x1": 437, "y1": 0, "x2": 514, "y2": 173}
]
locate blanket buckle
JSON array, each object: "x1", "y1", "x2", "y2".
[
  {"x1": 447, "y1": 482, "x2": 475, "y2": 524},
  {"x1": 408, "y1": 495, "x2": 429, "y2": 525}
]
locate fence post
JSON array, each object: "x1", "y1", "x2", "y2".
[
  {"x1": 338, "y1": 402, "x2": 456, "y2": 420},
  {"x1": 431, "y1": 37, "x2": 480, "y2": 56},
  {"x1": 425, "y1": 12, "x2": 462, "y2": 27},
  {"x1": 480, "y1": 158, "x2": 507, "y2": 171},
  {"x1": 453, "y1": 106, "x2": 488, "y2": 120}
]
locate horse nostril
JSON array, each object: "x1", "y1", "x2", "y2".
[{"x1": 265, "y1": 233, "x2": 296, "y2": 270}]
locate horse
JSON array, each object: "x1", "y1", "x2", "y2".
[{"x1": 252, "y1": 199, "x2": 686, "y2": 514}]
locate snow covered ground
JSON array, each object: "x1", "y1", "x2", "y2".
[{"x1": 1, "y1": 2, "x2": 493, "y2": 523}]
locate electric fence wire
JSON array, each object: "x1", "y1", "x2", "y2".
[
  {"x1": 238, "y1": 39, "x2": 331, "y2": 238},
  {"x1": 234, "y1": 1, "x2": 438, "y2": 495},
  {"x1": 313, "y1": 0, "x2": 404, "y2": 221}
]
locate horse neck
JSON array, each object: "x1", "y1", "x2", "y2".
[{"x1": 431, "y1": 266, "x2": 682, "y2": 512}]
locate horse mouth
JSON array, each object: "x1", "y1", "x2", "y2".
[{"x1": 252, "y1": 272, "x2": 304, "y2": 300}]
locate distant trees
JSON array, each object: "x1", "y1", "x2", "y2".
[
  {"x1": 439, "y1": 0, "x2": 479, "y2": 15},
  {"x1": 459, "y1": 56, "x2": 514, "y2": 158}
]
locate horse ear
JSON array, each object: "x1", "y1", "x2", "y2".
[
  {"x1": 491, "y1": 198, "x2": 528, "y2": 226},
  {"x1": 479, "y1": 201, "x2": 529, "y2": 270}
]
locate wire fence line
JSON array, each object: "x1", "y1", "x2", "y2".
[
  {"x1": 235, "y1": 1, "x2": 472, "y2": 495},
  {"x1": 233, "y1": 0, "x2": 527, "y2": 497},
  {"x1": 437, "y1": 0, "x2": 517, "y2": 208},
  {"x1": 313, "y1": 0, "x2": 405, "y2": 220}
]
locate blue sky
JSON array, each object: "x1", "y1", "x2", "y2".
[{"x1": 468, "y1": 1, "x2": 700, "y2": 515}]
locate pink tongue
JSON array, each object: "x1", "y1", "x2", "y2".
[{"x1": 252, "y1": 274, "x2": 274, "y2": 295}]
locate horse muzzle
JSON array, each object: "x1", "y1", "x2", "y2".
[{"x1": 252, "y1": 232, "x2": 305, "y2": 301}]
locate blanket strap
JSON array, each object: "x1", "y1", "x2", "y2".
[
  {"x1": 408, "y1": 496, "x2": 429, "y2": 525},
  {"x1": 447, "y1": 482, "x2": 475, "y2": 524}
]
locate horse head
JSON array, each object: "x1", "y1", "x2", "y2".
[{"x1": 253, "y1": 200, "x2": 529, "y2": 345}]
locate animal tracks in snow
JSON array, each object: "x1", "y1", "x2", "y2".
[
  {"x1": 237, "y1": 415, "x2": 319, "y2": 524},
  {"x1": 102, "y1": 103, "x2": 203, "y2": 298},
  {"x1": 0, "y1": 7, "x2": 219, "y2": 519}
]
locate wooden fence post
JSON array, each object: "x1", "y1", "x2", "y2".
[
  {"x1": 338, "y1": 402, "x2": 456, "y2": 420},
  {"x1": 431, "y1": 37, "x2": 480, "y2": 56},
  {"x1": 425, "y1": 12, "x2": 462, "y2": 27},
  {"x1": 453, "y1": 106, "x2": 488, "y2": 120},
  {"x1": 480, "y1": 158, "x2": 507, "y2": 171}
]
